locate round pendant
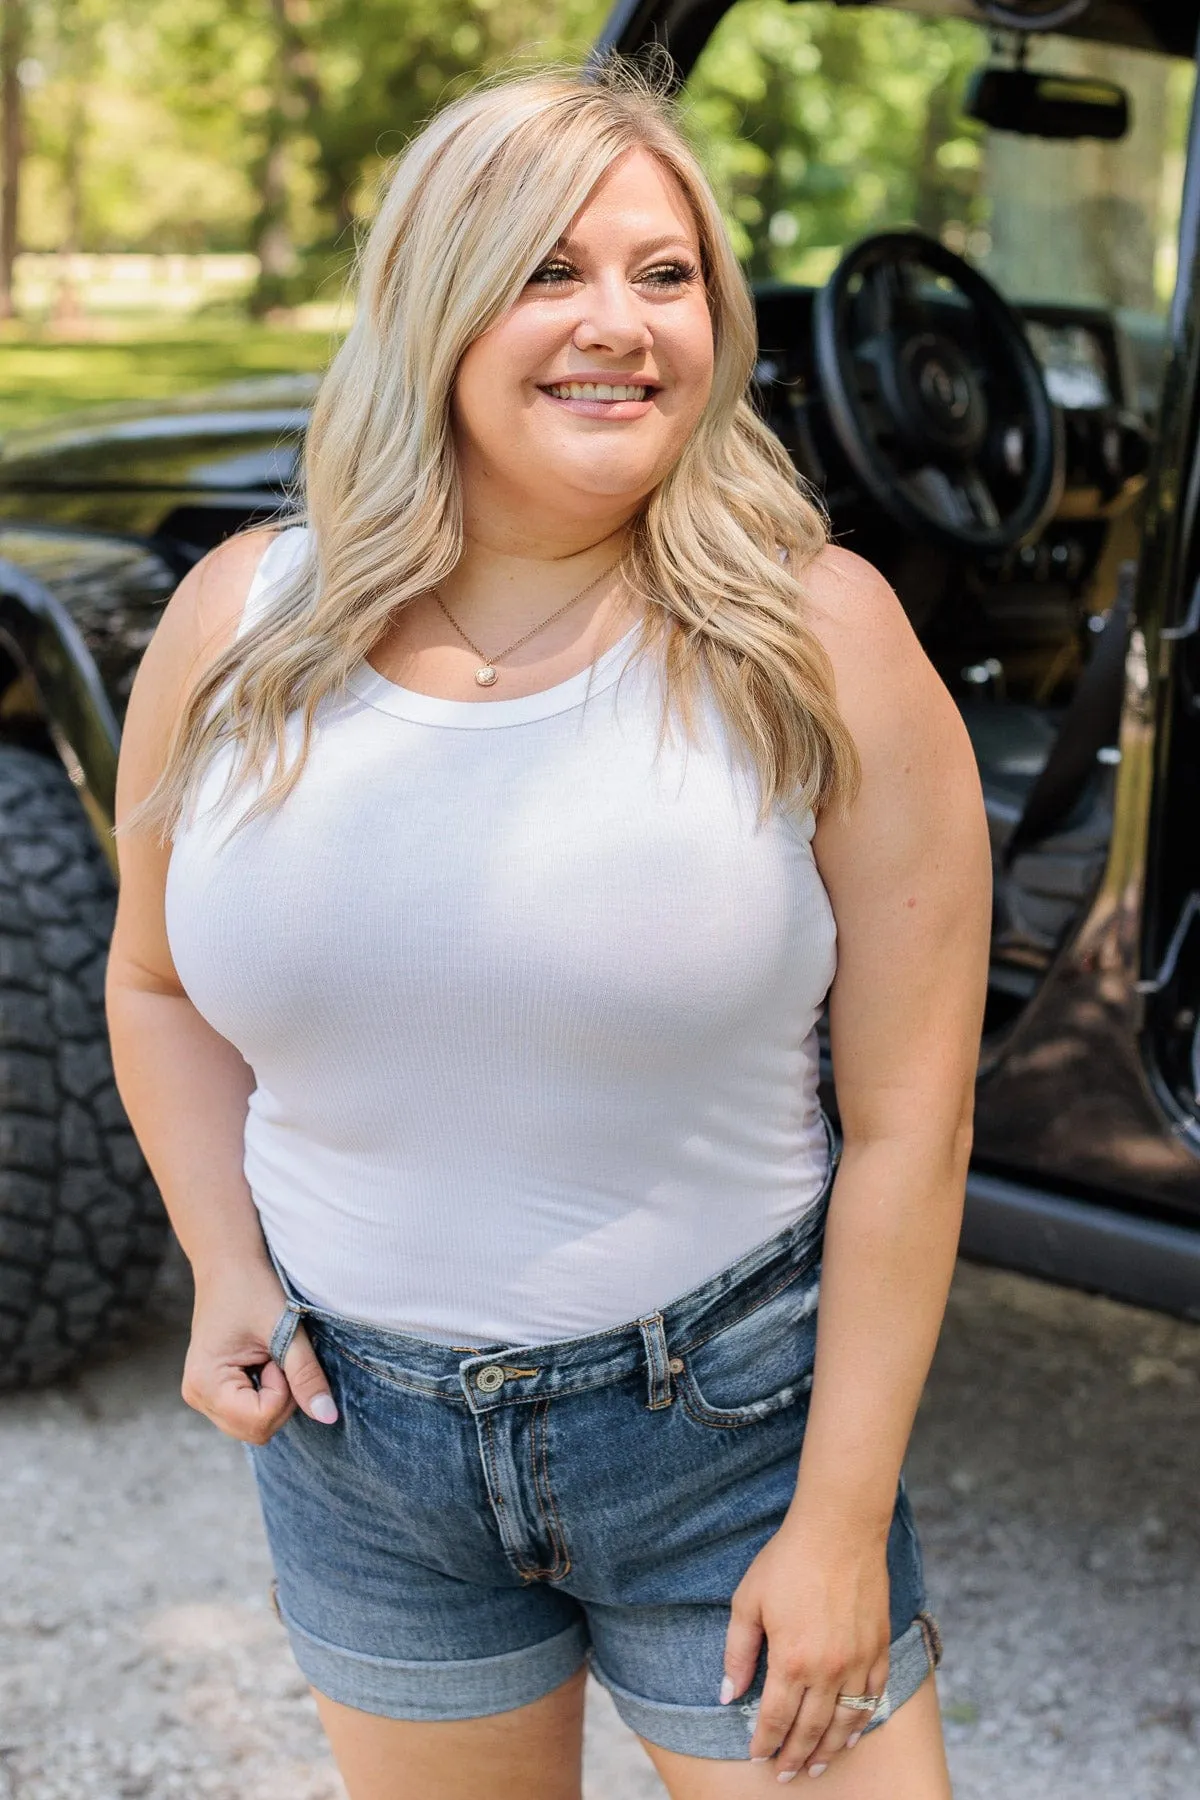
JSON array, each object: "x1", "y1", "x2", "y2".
[{"x1": 475, "y1": 665, "x2": 498, "y2": 687}]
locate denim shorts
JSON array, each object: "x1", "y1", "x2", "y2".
[{"x1": 247, "y1": 1162, "x2": 942, "y2": 1758}]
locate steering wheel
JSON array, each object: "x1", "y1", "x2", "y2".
[
  {"x1": 812, "y1": 231, "x2": 1063, "y2": 556},
  {"x1": 973, "y1": 0, "x2": 1093, "y2": 27}
]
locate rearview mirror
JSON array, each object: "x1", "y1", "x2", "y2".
[{"x1": 964, "y1": 66, "x2": 1130, "y2": 140}]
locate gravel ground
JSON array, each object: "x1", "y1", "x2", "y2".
[{"x1": 1, "y1": 1246, "x2": 1198, "y2": 1799}]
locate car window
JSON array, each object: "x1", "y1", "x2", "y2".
[{"x1": 684, "y1": 0, "x2": 1195, "y2": 329}]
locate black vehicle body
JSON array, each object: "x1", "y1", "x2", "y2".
[{"x1": 0, "y1": 0, "x2": 1197, "y2": 1359}]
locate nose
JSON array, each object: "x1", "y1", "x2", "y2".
[{"x1": 572, "y1": 273, "x2": 653, "y2": 358}]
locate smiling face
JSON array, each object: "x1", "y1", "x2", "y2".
[{"x1": 451, "y1": 147, "x2": 716, "y2": 532}]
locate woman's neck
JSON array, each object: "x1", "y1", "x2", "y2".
[
  {"x1": 437, "y1": 514, "x2": 637, "y2": 643},
  {"x1": 362, "y1": 503, "x2": 643, "y2": 703}
]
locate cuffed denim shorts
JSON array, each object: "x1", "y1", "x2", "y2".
[{"x1": 247, "y1": 1155, "x2": 942, "y2": 1758}]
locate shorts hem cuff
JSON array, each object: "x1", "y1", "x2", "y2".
[
  {"x1": 277, "y1": 1603, "x2": 589, "y2": 1721},
  {"x1": 860, "y1": 1617, "x2": 937, "y2": 1734},
  {"x1": 588, "y1": 1617, "x2": 936, "y2": 1760}
]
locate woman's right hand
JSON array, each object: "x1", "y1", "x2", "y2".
[{"x1": 181, "y1": 1258, "x2": 339, "y2": 1444}]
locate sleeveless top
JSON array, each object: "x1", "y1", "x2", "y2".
[{"x1": 164, "y1": 526, "x2": 838, "y2": 1345}]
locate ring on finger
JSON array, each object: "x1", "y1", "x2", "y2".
[{"x1": 835, "y1": 1692, "x2": 883, "y2": 1713}]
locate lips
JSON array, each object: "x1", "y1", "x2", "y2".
[
  {"x1": 536, "y1": 376, "x2": 660, "y2": 419},
  {"x1": 543, "y1": 381, "x2": 652, "y2": 401}
]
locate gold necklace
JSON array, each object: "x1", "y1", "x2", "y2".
[{"x1": 433, "y1": 560, "x2": 623, "y2": 688}]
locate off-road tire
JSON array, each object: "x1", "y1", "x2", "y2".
[{"x1": 0, "y1": 745, "x2": 166, "y2": 1389}]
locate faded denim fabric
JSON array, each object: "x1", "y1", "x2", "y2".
[{"x1": 247, "y1": 1145, "x2": 939, "y2": 1757}]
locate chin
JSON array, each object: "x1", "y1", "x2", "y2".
[
  {"x1": 560, "y1": 477, "x2": 661, "y2": 508},
  {"x1": 556, "y1": 454, "x2": 671, "y2": 500}
]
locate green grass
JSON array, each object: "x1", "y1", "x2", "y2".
[{"x1": 0, "y1": 318, "x2": 344, "y2": 432}]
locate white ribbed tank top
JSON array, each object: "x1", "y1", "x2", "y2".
[{"x1": 165, "y1": 526, "x2": 837, "y2": 1345}]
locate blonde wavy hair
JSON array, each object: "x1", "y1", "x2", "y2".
[{"x1": 122, "y1": 59, "x2": 859, "y2": 845}]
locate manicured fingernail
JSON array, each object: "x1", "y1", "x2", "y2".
[
  {"x1": 310, "y1": 1394, "x2": 338, "y2": 1424},
  {"x1": 720, "y1": 1675, "x2": 735, "y2": 1704},
  {"x1": 807, "y1": 1766, "x2": 828, "y2": 1779},
  {"x1": 847, "y1": 1732, "x2": 862, "y2": 1748},
  {"x1": 777, "y1": 1773, "x2": 799, "y2": 1785},
  {"x1": 751, "y1": 1755, "x2": 773, "y2": 1764}
]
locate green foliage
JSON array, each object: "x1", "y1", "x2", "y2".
[
  {"x1": 11, "y1": 0, "x2": 986, "y2": 279},
  {"x1": 12, "y1": 0, "x2": 609, "y2": 262},
  {"x1": 684, "y1": 1, "x2": 988, "y2": 283},
  {"x1": 21, "y1": 0, "x2": 267, "y2": 252},
  {"x1": 304, "y1": 0, "x2": 607, "y2": 232},
  {"x1": 1, "y1": 0, "x2": 1190, "y2": 320}
]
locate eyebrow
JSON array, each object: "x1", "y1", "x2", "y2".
[{"x1": 553, "y1": 231, "x2": 699, "y2": 260}]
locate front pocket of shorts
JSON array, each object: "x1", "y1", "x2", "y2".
[
  {"x1": 310, "y1": 1321, "x2": 455, "y2": 1404},
  {"x1": 676, "y1": 1265, "x2": 820, "y2": 1430}
]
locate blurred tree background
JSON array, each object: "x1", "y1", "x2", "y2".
[
  {"x1": 0, "y1": 0, "x2": 1191, "y2": 425},
  {"x1": 1, "y1": 0, "x2": 608, "y2": 312},
  {"x1": 684, "y1": 3, "x2": 1191, "y2": 306},
  {"x1": 0, "y1": 0, "x2": 611, "y2": 422},
  {"x1": 685, "y1": 1, "x2": 987, "y2": 285}
]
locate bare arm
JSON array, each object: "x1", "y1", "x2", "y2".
[
  {"x1": 105, "y1": 529, "x2": 336, "y2": 1440},
  {"x1": 725, "y1": 546, "x2": 992, "y2": 1774},
  {"x1": 801, "y1": 546, "x2": 989, "y2": 1529}
]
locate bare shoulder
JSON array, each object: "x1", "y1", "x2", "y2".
[
  {"x1": 116, "y1": 527, "x2": 282, "y2": 817},
  {"x1": 129, "y1": 529, "x2": 279, "y2": 722},
  {"x1": 795, "y1": 542, "x2": 988, "y2": 906},
  {"x1": 799, "y1": 544, "x2": 934, "y2": 698},
  {"x1": 175, "y1": 526, "x2": 283, "y2": 679},
  {"x1": 797, "y1": 542, "x2": 969, "y2": 765}
]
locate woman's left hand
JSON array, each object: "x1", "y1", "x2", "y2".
[{"x1": 721, "y1": 1509, "x2": 891, "y2": 1780}]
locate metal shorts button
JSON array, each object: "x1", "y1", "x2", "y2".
[{"x1": 475, "y1": 1365, "x2": 506, "y2": 1392}]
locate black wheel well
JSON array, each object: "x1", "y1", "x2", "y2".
[{"x1": 0, "y1": 644, "x2": 73, "y2": 762}]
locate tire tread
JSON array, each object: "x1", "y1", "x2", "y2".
[{"x1": 0, "y1": 747, "x2": 166, "y2": 1389}]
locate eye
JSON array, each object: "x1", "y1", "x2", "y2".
[
  {"x1": 527, "y1": 259, "x2": 577, "y2": 288},
  {"x1": 638, "y1": 260, "x2": 701, "y2": 289}
]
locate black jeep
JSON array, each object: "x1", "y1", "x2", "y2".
[{"x1": 0, "y1": 0, "x2": 1197, "y2": 1388}]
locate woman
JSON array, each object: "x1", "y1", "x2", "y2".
[{"x1": 106, "y1": 63, "x2": 989, "y2": 1800}]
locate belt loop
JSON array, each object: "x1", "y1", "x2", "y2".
[
  {"x1": 265, "y1": 1246, "x2": 309, "y2": 1367},
  {"x1": 637, "y1": 1313, "x2": 673, "y2": 1410},
  {"x1": 268, "y1": 1298, "x2": 306, "y2": 1367}
]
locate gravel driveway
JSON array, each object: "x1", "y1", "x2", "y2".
[{"x1": 1, "y1": 1247, "x2": 1198, "y2": 1799}]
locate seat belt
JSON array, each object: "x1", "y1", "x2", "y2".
[{"x1": 1004, "y1": 561, "x2": 1135, "y2": 861}]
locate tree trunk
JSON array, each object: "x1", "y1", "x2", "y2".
[
  {"x1": 0, "y1": 0, "x2": 25, "y2": 321},
  {"x1": 52, "y1": 0, "x2": 92, "y2": 329},
  {"x1": 250, "y1": 0, "x2": 321, "y2": 318},
  {"x1": 52, "y1": 93, "x2": 86, "y2": 328}
]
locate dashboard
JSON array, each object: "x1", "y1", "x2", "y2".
[
  {"x1": 1019, "y1": 304, "x2": 1153, "y2": 508},
  {"x1": 748, "y1": 279, "x2": 1156, "y2": 661},
  {"x1": 1024, "y1": 318, "x2": 1114, "y2": 411},
  {"x1": 752, "y1": 285, "x2": 1152, "y2": 528}
]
